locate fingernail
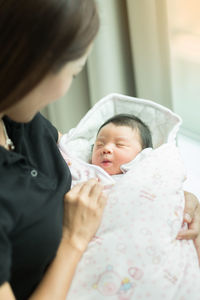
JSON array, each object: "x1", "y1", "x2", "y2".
[
  {"x1": 184, "y1": 213, "x2": 192, "y2": 223},
  {"x1": 176, "y1": 235, "x2": 182, "y2": 240}
]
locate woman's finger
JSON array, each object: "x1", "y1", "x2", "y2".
[
  {"x1": 183, "y1": 191, "x2": 198, "y2": 224},
  {"x1": 67, "y1": 178, "x2": 97, "y2": 199},
  {"x1": 78, "y1": 178, "x2": 102, "y2": 204},
  {"x1": 88, "y1": 181, "x2": 104, "y2": 202},
  {"x1": 177, "y1": 203, "x2": 200, "y2": 240},
  {"x1": 177, "y1": 229, "x2": 198, "y2": 240},
  {"x1": 67, "y1": 182, "x2": 84, "y2": 195},
  {"x1": 98, "y1": 193, "x2": 107, "y2": 209}
]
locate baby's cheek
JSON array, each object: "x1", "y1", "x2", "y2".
[
  {"x1": 91, "y1": 153, "x2": 99, "y2": 166},
  {"x1": 91, "y1": 152, "x2": 96, "y2": 164}
]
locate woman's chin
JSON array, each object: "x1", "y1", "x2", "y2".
[{"x1": 5, "y1": 112, "x2": 36, "y2": 123}]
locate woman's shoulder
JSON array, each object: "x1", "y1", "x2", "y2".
[
  {"x1": 26, "y1": 113, "x2": 58, "y2": 142},
  {"x1": 3, "y1": 113, "x2": 58, "y2": 143}
]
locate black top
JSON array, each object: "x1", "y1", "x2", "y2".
[{"x1": 0, "y1": 113, "x2": 71, "y2": 300}]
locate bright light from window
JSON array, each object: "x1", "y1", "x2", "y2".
[{"x1": 167, "y1": 0, "x2": 200, "y2": 140}]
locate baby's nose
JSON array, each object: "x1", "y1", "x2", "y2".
[{"x1": 102, "y1": 145, "x2": 113, "y2": 154}]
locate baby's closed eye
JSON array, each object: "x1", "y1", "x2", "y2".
[
  {"x1": 96, "y1": 142, "x2": 104, "y2": 147},
  {"x1": 116, "y1": 143, "x2": 128, "y2": 147}
]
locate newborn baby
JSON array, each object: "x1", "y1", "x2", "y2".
[{"x1": 59, "y1": 95, "x2": 200, "y2": 300}]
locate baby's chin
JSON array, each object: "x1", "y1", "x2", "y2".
[
  {"x1": 101, "y1": 166, "x2": 123, "y2": 176},
  {"x1": 92, "y1": 161, "x2": 122, "y2": 175}
]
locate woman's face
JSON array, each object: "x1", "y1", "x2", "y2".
[{"x1": 3, "y1": 48, "x2": 91, "y2": 123}]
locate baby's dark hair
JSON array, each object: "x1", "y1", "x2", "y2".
[{"x1": 97, "y1": 114, "x2": 153, "y2": 149}]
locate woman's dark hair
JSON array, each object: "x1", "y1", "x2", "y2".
[
  {"x1": 0, "y1": 0, "x2": 99, "y2": 112},
  {"x1": 98, "y1": 114, "x2": 153, "y2": 149}
]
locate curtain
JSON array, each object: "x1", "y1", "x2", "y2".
[{"x1": 126, "y1": 0, "x2": 173, "y2": 108}]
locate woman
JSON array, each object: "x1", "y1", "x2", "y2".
[{"x1": 0, "y1": 1, "x2": 199, "y2": 299}]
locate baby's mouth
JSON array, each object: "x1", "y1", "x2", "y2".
[{"x1": 101, "y1": 159, "x2": 112, "y2": 166}]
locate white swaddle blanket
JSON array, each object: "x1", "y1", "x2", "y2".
[{"x1": 59, "y1": 94, "x2": 200, "y2": 300}]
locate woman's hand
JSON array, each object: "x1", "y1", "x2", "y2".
[
  {"x1": 177, "y1": 191, "x2": 200, "y2": 262},
  {"x1": 177, "y1": 191, "x2": 200, "y2": 240},
  {"x1": 62, "y1": 178, "x2": 107, "y2": 253}
]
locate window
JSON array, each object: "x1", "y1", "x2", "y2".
[{"x1": 167, "y1": 0, "x2": 200, "y2": 140}]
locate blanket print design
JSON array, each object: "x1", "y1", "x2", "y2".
[{"x1": 92, "y1": 265, "x2": 143, "y2": 299}]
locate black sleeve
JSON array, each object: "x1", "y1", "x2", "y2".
[{"x1": 0, "y1": 195, "x2": 15, "y2": 285}]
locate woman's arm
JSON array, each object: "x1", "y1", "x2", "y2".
[
  {"x1": 29, "y1": 239, "x2": 83, "y2": 300},
  {"x1": 0, "y1": 283, "x2": 15, "y2": 300},
  {"x1": 29, "y1": 178, "x2": 107, "y2": 300},
  {"x1": 0, "y1": 179, "x2": 106, "y2": 300},
  {"x1": 0, "y1": 242, "x2": 82, "y2": 300}
]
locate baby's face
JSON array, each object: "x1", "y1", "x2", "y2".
[{"x1": 92, "y1": 123, "x2": 142, "y2": 175}]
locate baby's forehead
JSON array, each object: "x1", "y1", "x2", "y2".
[
  {"x1": 96, "y1": 123, "x2": 140, "y2": 140},
  {"x1": 98, "y1": 123, "x2": 137, "y2": 134}
]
